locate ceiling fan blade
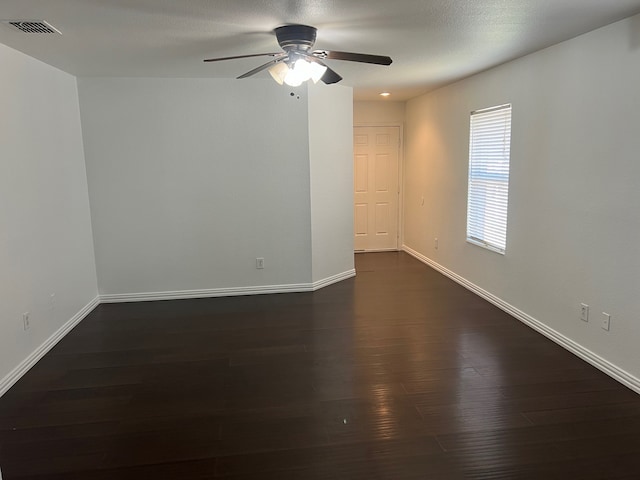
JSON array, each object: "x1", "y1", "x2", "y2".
[
  {"x1": 313, "y1": 50, "x2": 392, "y2": 66},
  {"x1": 320, "y1": 67, "x2": 343, "y2": 85},
  {"x1": 203, "y1": 53, "x2": 280, "y2": 63},
  {"x1": 305, "y1": 55, "x2": 343, "y2": 84},
  {"x1": 236, "y1": 56, "x2": 286, "y2": 79}
]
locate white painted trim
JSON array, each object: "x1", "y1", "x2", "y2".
[
  {"x1": 402, "y1": 245, "x2": 640, "y2": 395},
  {"x1": 100, "y1": 283, "x2": 312, "y2": 303},
  {"x1": 100, "y1": 270, "x2": 357, "y2": 303},
  {"x1": 0, "y1": 296, "x2": 100, "y2": 397},
  {"x1": 312, "y1": 269, "x2": 356, "y2": 290},
  {"x1": 355, "y1": 248, "x2": 399, "y2": 253}
]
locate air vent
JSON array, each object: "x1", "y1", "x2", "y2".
[{"x1": 2, "y1": 20, "x2": 61, "y2": 34}]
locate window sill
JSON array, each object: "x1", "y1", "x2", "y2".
[{"x1": 466, "y1": 238, "x2": 505, "y2": 255}]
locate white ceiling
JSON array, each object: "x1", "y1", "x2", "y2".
[{"x1": 1, "y1": 0, "x2": 640, "y2": 101}]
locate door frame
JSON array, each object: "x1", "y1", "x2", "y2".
[{"x1": 353, "y1": 122, "x2": 404, "y2": 252}]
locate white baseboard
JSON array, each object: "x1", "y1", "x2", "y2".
[
  {"x1": 100, "y1": 283, "x2": 312, "y2": 303},
  {"x1": 402, "y1": 245, "x2": 640, "y2": 395},
  {"x1": 355, "y1": 248, "x2": 399, "y2": 253},
  {"x1": 0, "y1": 296, "x2": 100, "y2": 397},
  {"x1": 100, "y1": 269, "x2": 356, "y2": 303},
  {"x1": 311, "y1": 269, "x2": 356, "y2": 290}
]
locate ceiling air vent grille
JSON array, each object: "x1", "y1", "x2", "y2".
[{"x1": 3, "y1": 20, "x2": 61, "y2": 34}]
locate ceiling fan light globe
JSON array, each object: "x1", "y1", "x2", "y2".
[
  {"x1": 283, "y1": 72, "x2": 304, "y2": 87},
  {"x1": 283, "y1": 59, "x2": 312, "y2": 86},
  {"x1": 309, "y1": 62, "x2": 328, "y2": 83},
  {"x1": 268, "y1": 62, "x2": 289, "y2": 85},
  {"x1": 293, "y1": 58, "x2": 314, "y2": 81}
]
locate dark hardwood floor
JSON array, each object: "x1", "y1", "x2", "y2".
[{"x1": 2, "y1": 252, "x2": 640, "y2": 479}]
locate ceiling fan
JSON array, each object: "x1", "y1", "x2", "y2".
[{"x1": 203, "y1": 24, "x2": 392, "y2": 86}]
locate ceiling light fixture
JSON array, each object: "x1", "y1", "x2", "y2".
[
  {"x1": 380, "y1": 92, "x2": 391, "y2": 97},
  {"x1": 269, "y1": 57, "x2": 327, "y2": 87}
]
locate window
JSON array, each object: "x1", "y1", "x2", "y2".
[{"x1": 467, "y1": 104, "x2": 512, "y2": 254}]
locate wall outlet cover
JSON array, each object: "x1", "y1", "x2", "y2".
[{"x1": 580, "y1": 303, "x2": 589, "y2": 322}]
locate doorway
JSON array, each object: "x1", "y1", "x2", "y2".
[{"x1": 353, "y1": 125, "x2": 401, "y2": 252}]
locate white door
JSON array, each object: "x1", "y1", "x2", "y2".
[{"x1": 353, "y1": 126, "x2": 400, "y2": 252}]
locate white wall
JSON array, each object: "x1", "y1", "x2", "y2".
[
  {"x1": 0, "y1": 44, "x2": 98, "y2": 391},
  {"x1": 404, "y1": 15, "x2": 640, "y2": 381},
  {"x1": 78, "y1": 78, "x2": 315, "y2": 295},
  {"x1": 308, "y1": 84, "x2": 355, "y2": 283},
  {"x1": 354, "y1": 101, "x2": 405, "y2": 125},
  {"x1": 78, "y1": 78, "x2": 356, "y2": 297}
]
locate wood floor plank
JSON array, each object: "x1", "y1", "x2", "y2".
[{"x1": 1, "y1": 252, "x2": 639, "y2": 479}]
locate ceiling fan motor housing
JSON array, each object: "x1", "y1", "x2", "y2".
[{"x1": 275, "y1": 24, "x2": 317, "y2": 51}]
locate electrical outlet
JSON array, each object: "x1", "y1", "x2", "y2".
[
  {"x1": 22, "y1": 312, "x2": 30, "y2": 331},
  {"x1": 256, "y1": 257, "x2": 264, "y2": 269},
  {"x1": 580, "y1": 303, "x2": 589, "y2": 322},
  {"x1": 601, "y1": 312, "x2": 611, "y2": 331},
  {"x1": 434, "y1": 238, "x2": 439, "y2": 250}
]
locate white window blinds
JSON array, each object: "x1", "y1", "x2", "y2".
[{"x1": 467, "y1": 104, "x2": 512, "y2": 254}]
